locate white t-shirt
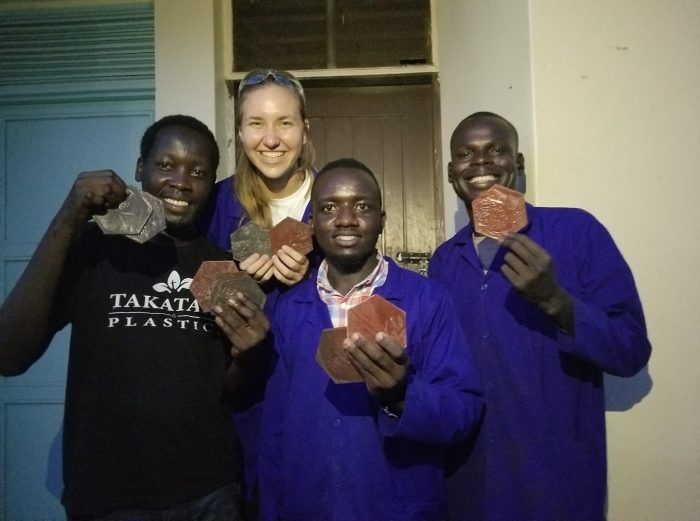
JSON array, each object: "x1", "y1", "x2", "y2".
[{"x1": 268, "y1": 173, "x2": 312, "y2": 226}]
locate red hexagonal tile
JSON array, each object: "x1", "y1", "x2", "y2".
[
  {"x1": 347, "y1": 294, "x2": 407, "y2": 349},
  {"x1": 207, "y1": 272, "x2": 266, "y2": 311},
  {"x1": 315, "y1": 327, "x2": 363, "y2": 384},
  {"x1": 269, "y1": 217, "x2": 313, "y2": 256},
  {"x1": 472, "y1": 184, "x2": 527, "y2": 240},
  {"x1": 190, "y1": 260, "x2": 238, "y2": 312}
]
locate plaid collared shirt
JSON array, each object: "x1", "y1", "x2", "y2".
[{"x1": 316, "y1": 252, "x2": 389, "y2": 328}]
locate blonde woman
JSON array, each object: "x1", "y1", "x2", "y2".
[
  {"x1": 202, "y1": 68, "x2": 315, "y2": 286},
  {"x1": 199, "y1": 69, "x2": 317, "y2": 518}
]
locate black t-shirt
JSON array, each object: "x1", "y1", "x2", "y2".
[{"x1": 55, "y1": 225, "x2": 240, "y2": 518}]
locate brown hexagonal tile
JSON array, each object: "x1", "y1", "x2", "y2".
[{"x1": 230, "y1": 222, "x2": 272, "y2": 261}]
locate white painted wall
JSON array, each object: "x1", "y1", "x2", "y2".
[
  {"x1": 154, "y1": 0, "x2": 217, "y2": 133},
  {"x1": 154, "y1": 0, "x2": 232, "y2": 178},
  {"x1": 528, "y1": 2, "x2": 700, "y2": 519},
  {"x1": 436, "y1": 0, "x2": 535, "y2": 237},
  {"x1": 155, "y1": 1, "x2": 700, "y2": 518}
]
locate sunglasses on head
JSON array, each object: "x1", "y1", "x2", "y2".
[{"x1": 238, "y1": 69, "x2": 304, "y2": 97}]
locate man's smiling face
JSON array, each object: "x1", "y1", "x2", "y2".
[
  {"x1": 448, "y1": 115, "x2": 520, "y2": 206},
  {"x1": 136, "y1": 125, "x2": 216, "y2": 232},
  {"x1": 310, "y1": 166, "x2": 385, "y2": 275}
]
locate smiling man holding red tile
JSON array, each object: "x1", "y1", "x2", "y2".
[{"x1": 258, "y1": 157, "x2": 483, "y2": 521}]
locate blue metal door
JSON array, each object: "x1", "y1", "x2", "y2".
[{"x1": 0, "y1": 4, "x2": 154, "y2": 520}]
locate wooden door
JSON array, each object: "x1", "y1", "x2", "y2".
[{"x1": 305, "y1": 83, "x2": 443, "y2": 274}]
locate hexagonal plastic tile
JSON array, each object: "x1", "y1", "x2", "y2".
[
  {"x1": 230, "y1": 222, "x2": 272, "y2": 261},
  {"x1": 207, "y1": 271, "x2": 266, "y2": 311},
  {"x1": 472, "y1": 184, "x2": 527, "y2": 240},
  {"x1": 315, "y1": 327, "x2": 363, "y2": 384},
  {"x1": 347, "y1": 294, "x2": 407, "y2": 349},
  {"x1": 190, "y1": 261, "x2": 239, "y2": 312},
  {"x1": 269, "y1": 217, "x2": 313, "y2": 256},
  {"x1": 126, "y1": 191, "x2": 166, "y2": 244},
  {"x1": 94, "y1": 187, "x2": 152, "y2": 236}
]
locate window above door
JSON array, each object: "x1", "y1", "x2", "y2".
[{"x1": 225, "y1": 0, "x2": 437, "y2": 80}]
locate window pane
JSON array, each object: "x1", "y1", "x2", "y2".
[{"x1": 233, "y1": 0, "x2": 431, "y2": 72}]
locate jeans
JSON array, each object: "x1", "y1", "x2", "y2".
[{"x1": 70, "y1": 482, "x2": 243, "y2": 521}]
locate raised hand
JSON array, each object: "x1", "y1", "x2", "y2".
[
  {"x1": 59, "y1": 170, "x2": 128, "y2": 228},
  {"x1": 500, "y1": 233, "x2": 574, "y2": 332}
]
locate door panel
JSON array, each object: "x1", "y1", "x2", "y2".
[
  {"x1": 306, "y1": 83, "x2": 442, "y2": 272},
  {"x1": 5, "y1": 401, "x2": 65, "y2": 521},
  {"x1": 0, "y1": 4, "x2": 154, "y2": 519},
  {"x1": 4, "y1": 115, "x2": 151, "y2": 243},
  {"x1": 0, "y1": 103, "x2": 154, "y2": 521}
]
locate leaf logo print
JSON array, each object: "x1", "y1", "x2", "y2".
[
  {"x1": 177, "y1": 276, "x2": 193, "y2": 291},
  {"x1": 152, "y1": 270, "x2": 193, "y2": 293},
  {"x1": 153, "y1": 281, "x2": 171, "y2": 293}
]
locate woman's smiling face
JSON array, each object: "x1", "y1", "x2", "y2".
[{"x1": 238, "y1": 83, "x2": 308, "y2": 186}]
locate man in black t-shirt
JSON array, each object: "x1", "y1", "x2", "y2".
[{"x1": 0, "y1": 115, "x2": 268, "y2": 521}]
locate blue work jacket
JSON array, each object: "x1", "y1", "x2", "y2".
[
  {"x1": 259, "y1": 259, "x2": 483, "y2": 521},
  {"x1": 429, "y1": 204, "x2": 652, "y2": 521}
]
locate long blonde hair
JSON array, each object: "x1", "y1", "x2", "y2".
[{"x1": 234, "y1": 69, "x2": 316, "y2": 228}]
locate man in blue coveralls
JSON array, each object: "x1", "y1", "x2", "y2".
[
  {"x1": 258, "y1": 157, "x2": 483, "y2": 521},
  {"x1": 429, "y1": 112, "x2": 652, "y2": 521}
]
